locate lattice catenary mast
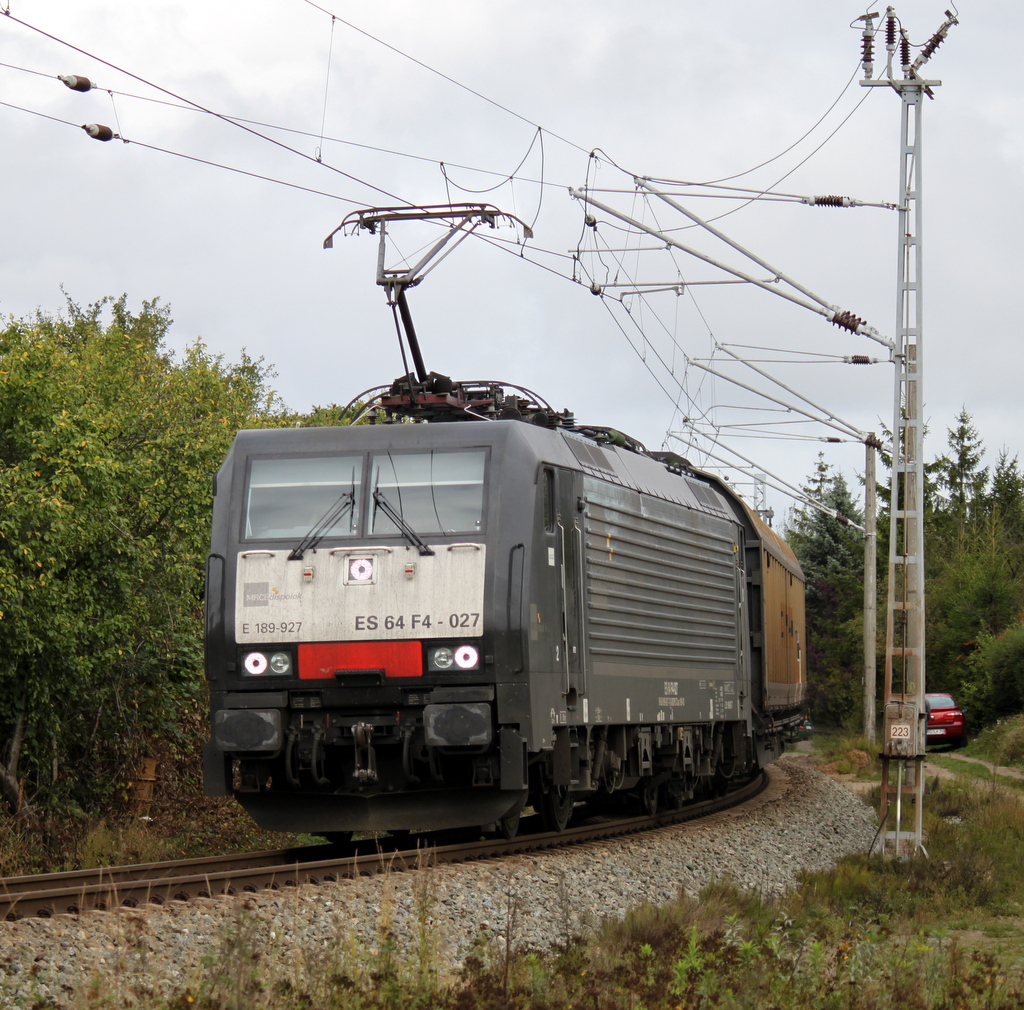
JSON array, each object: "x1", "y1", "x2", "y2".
[{"x1": 860, "y1": 6, "x2": 958, "y2": 858}]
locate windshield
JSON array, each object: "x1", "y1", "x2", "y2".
[
  {"x1": 371, "y1": 450, "x2": 486, "y2": 536},
  {"x1": 245, "y1": 456, "x2": 361, "y2": 539}
]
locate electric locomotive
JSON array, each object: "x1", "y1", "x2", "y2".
[{"x1": 203, "y1": 375, "x2": 806, "y2": 837}]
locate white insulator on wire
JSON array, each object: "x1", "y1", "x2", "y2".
[
  {"x1": 801, "y1": 195, "x2": 858, "y2": 208},
  {"x1": 82, "y1": 123, "x2": 114, "y2": 141},
  {"x1": 59, "y1": 75, "x2": 93, "y2": 92}
]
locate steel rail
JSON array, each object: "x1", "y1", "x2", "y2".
[{"x1": 2, "y1": 771, "x2": 768, "y2": 921}]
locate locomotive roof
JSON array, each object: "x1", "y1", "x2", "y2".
[{"x1": 225, "y1": 420, "x2": 803, "y2": 581}]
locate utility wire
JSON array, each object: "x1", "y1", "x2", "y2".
[
  {"x1": 3, "y1": 13, "x2": 880, "y2": 486},
  {"x1": 2, "y1": 11, "x2": 413, "y2": 206},
  {"x1": 440, "y1": 127, "x2": 544, "y2": 195},
  {"x1": 688, "y1": 62, "x2": 862, "y2": 186},
  {"x1": 0, "y1": 56, "x2": 571, "y2": 196},
  {"x1": 297, "y1": 0, "x2": 590, "y2": 155},
  {"x1": 0, "y1": 97, "x2": 364, "y2": 204},
  {"x1": 590, "y1": 77, "x2": 874, "y2": 232},
  {"x1": 657, "y1": 87, "x2": 876, "y2": 228},
  {"x1": 315, "y1": 15, "x2": 337, "y2": 162}
]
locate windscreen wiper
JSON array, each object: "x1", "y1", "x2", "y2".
[
  {"x1": 372, "y1": 489, "x2": 435, "y2": 556},
  {"x1": 288, "y1": 492, "x2": 355, "y2": 560}
]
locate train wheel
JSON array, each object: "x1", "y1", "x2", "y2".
[
  {"x1": 540, "y1": 785, "x2": 573, "y2": 832},
  {"x1": 497, "y1": 806, "x2": 522, "y2": 839},
  {"x1": 711, "y1": 768, "x2": 730, "y2": 797},
  {"x1": 640, "y1": 779, "x2": 659, "y2": 816}
]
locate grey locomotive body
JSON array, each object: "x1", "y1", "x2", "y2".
[{"x1": 204, "y1": 416, "x2": 805, "y2": 835}]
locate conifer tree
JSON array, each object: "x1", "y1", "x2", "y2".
[
  {"x1": 933, "y1": 408, "x2": 988, "y2": 528},
  {"x1": 785, "y1": 455, "x2": 864, "y2": 727}
]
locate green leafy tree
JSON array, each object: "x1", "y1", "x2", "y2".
[
  {"x1": 962, "y1": 621, "x2": 1024, "y2": 724},
  {"x1": 785, "y1": 455, "x2": 865, "y2": 727},
  {"x1": 0, "y1": 296, "x2": 283, "y2": 823}
]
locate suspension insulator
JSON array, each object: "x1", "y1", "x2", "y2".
[
  {"x1": 82, "y1": 123, "x2": 114, "y2": 141},
  {"x1": 886, "y1": 14, "x2": 897, "y2": 47},
  {"x1": 861, "y1": 34, "x2": 874, "y2": 66},
  {"x1": 900, "y1": 34, "x2": 911, "y2": 67},
  {"x1": 850, "y1": 355, "x2": 871, "y2": 364},
  {"x1": 919, "y1": 30, "x2": 945, "y2": 62},
  {"x1": 810, "y1": 195, "x2": 853, "y2": 208},
  {"x1": 59, "y1": 74, "x2": 92, "y2": 92},
  {"x1": 830, "y1": 309, "x2": 866, "y2": 333}
]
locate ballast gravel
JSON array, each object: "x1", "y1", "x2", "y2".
[{"x1": 0, "y1": 755, "x2": 877, "y2": 1006}]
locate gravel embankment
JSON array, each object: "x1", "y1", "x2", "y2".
[{"x1": 0, "y1": 755, "x2": 877, "y2": 1007}]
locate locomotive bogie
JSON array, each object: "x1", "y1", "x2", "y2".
[{"x1": 203, "y1": 418, "x2": 805, "y2": 835}]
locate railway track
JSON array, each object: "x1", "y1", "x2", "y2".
[{"x1": 1, "y1": 770, "x2": 767, "y2": 921}]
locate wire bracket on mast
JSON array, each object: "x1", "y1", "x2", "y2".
[{"x1": 569, "y1": 184, "x2": 895, "y2": 352}]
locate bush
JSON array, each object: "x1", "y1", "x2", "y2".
[
  {"x1": 961, "y1": 622, "x2": 1024, "y2": 725},
  {"x1": 0, "y1": 296, "x2": 284, "y2": 833}
]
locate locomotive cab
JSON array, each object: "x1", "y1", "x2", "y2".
[{"x1": 205, "y1": 421, "x2": 545, "y2": 833}]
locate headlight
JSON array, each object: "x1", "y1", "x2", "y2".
[
  {"x1": 428, "y1": 644, "x2": 480, "y2": 672},
  {"x1": 348, "y1": 557, "x2": 374, "y2": 582},
  {"x1": 242, "y1": 650, "x2": 292, "y2": 676}
]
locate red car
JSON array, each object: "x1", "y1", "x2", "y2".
[{"x1": 925, "y1": 693, "x2": 966, "y2": 747}]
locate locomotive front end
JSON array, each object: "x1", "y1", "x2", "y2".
[{"x1": 204, "y1": 425, "x2": 529, "y2": 834}]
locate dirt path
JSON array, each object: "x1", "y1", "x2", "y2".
[
  {"x1": 794, "y1": 738, "x2": 1024, "y2": 797},
  {"x1": 937, "y1": 751, "x2": 1024, "y2": 780}
]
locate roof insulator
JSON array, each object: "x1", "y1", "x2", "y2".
[
  {"x1": 59, "y1": 75, "x2": 93, "y2": 92},
  {"x1": 82, "y1": 123, "x2": 114, "y2": 142}
]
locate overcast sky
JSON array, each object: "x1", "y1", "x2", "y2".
[{"x1": 2, "y1": 1, "x2": 1020, "y2": 521}]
